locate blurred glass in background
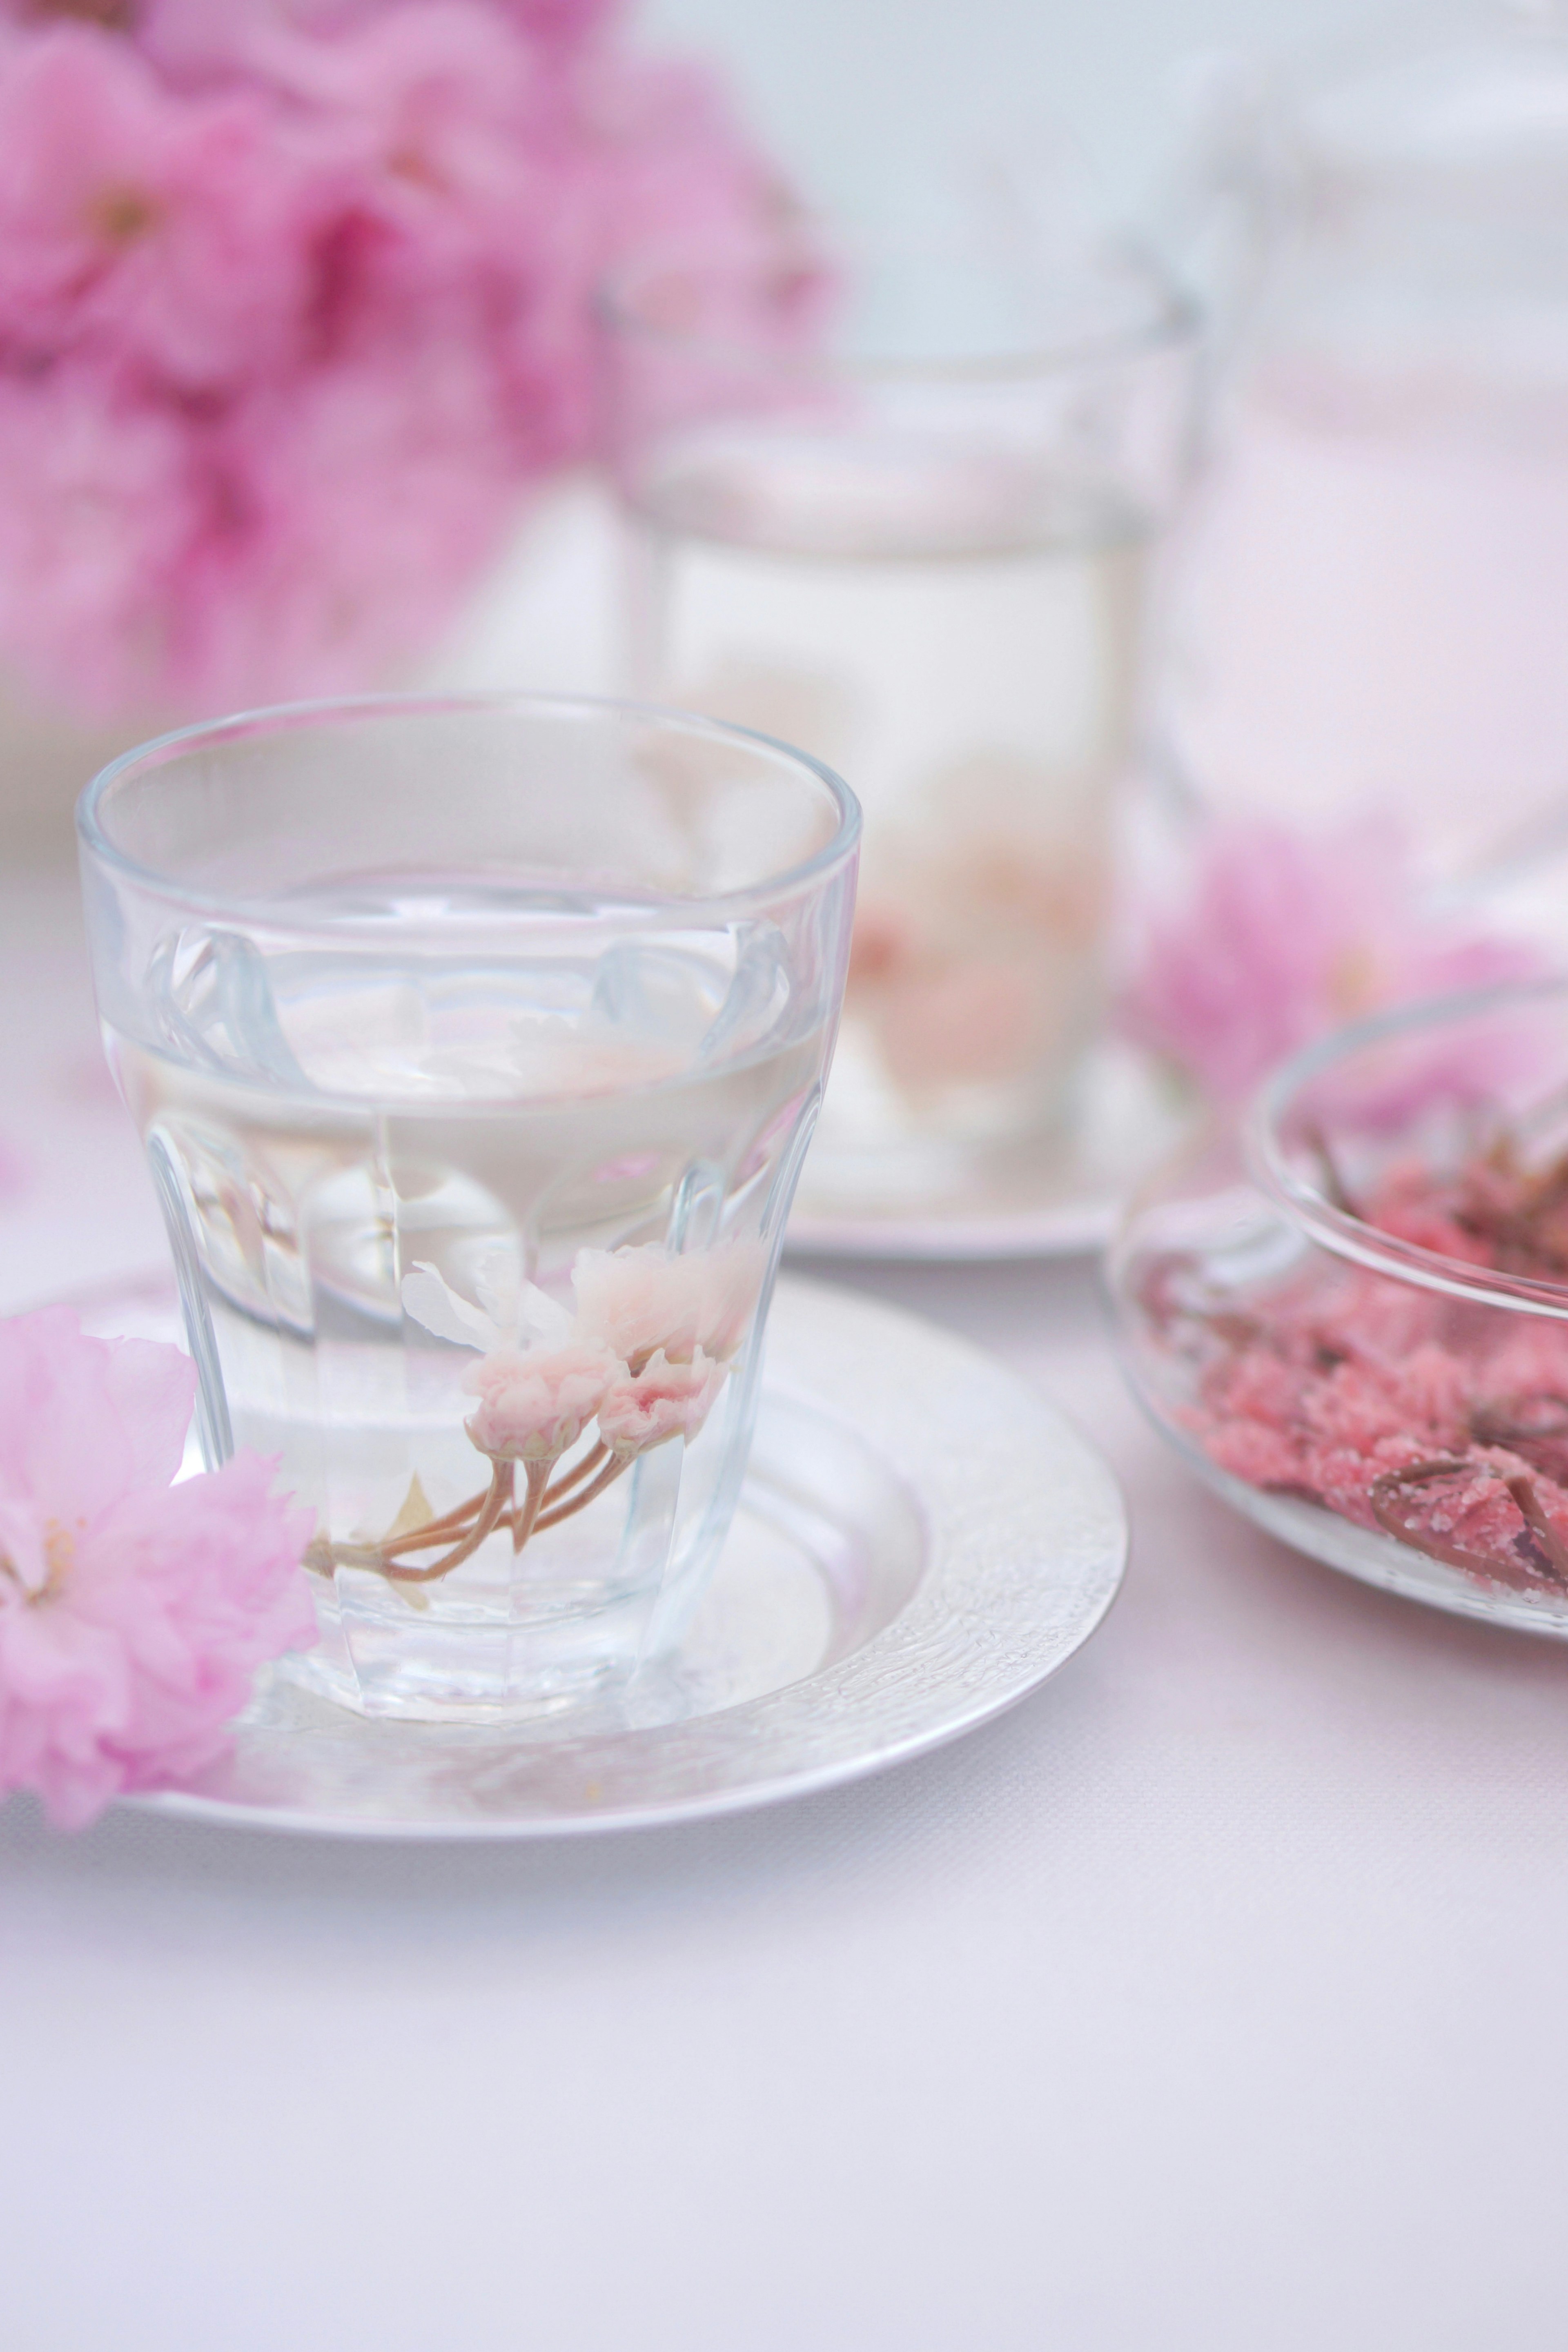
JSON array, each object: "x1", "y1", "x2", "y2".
[
  {"x1": 605, "y1": 226, "x2": 1199, "y2": 1213},
  {"x1": 1157, "y1": 4, "x2": 1568, "y2": 891}
]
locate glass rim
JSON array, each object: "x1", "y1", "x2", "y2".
[
  {"x1": 76, "y1": 687, "x2": 863, "y2": 927},
  {"x1": 1245, "y1": 973, "x2": 1568, "y2": 1320},
  {"x1": 1272, "y1": 9, "x2": 1568, "y2": 182},
  {"x1": 597, "y1": 232, "x2": 1202, "y2": 387}
]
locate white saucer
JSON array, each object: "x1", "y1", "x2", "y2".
[
  {"x1": 65, "y1": 1272, "x2": 1127, "y2": 1838},
  {"x1": 786, "y1": 1042, "x2": 1192, "y2": 1263}
]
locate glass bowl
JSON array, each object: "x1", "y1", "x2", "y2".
[{"x1": 1108, "y1": 978, "x2": 1568, "y2": 1637}]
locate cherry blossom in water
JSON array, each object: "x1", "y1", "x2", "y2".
[{"x1": 310, "y1": 1238, "x2": 767, "y2": 1584}]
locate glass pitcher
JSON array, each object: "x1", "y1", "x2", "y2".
[{"x1": 1158, "y1": 3, "x2": 1568, "y2": 888}]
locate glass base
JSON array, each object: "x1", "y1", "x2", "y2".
[{"x1": 278, "y1": 1572, "x2": 658, "y2": 1726}]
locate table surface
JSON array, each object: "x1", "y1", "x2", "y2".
[{"x1": 4, "y1": 866, "x2": 1566, "y2": 2352}]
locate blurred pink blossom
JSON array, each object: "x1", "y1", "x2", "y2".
[
  {"x1": 7, "y1": 0, "x2": 621, "y2": 78},
  {"x1": 0, "y1": 0, "x2": 794, "y2": 715},
  {"x1": 1120, "y1": 817, "x2": 1544, "y2": 1107},
  {"x1": 0, "y1": 29, "x2": 319, "y2": 385},
  {"x1": 0, "y1": 1306, "x2": 315, "y2": 1829}
]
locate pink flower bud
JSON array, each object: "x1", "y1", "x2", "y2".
[
  {"x1": 461, "y1": 1341, "x2": 618, "y2": 1462},
  {"x1": 596, "y1": 1348, "x2": 727, "y2": 1457}
]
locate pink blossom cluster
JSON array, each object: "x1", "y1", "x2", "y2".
[
  {"x1": 0, "y1": 0, "x2": 793, "y2": 715},
  {"x1": 462, "y1": 1336, "x2": 619, "y2": 1460},
  {"x1": 401, "y1": 1236, "x2": 763, "y2": 1468},
  {"x1": 1120, "y1": 817, "x2": 1541, "y2": 1108},
  {"x1": 0, "y1": 1305, "x2": 314, "y2": 1829},
  {"x1": 1158, "y1": 1159, "x2": 1568, "y2": 1592}
]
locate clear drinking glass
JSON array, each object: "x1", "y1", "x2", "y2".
[
  {"x1": 602, "y1": 233, "x2": 1199, "y2": 1213},
  {"x1": 77, "y1": 693, "x2": 859, "y2": 1722}
]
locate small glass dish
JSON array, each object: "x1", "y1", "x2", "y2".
[{"x1": 1108, "y1": 978, "x2": 1568, "y2": 1637}]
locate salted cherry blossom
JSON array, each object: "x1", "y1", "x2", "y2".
[
  {"x1": 1155, "y1": 1146, "x2": 1568, "y2": 1594},
  {"x1": 402, "y1": 1238, "x2": 764, "y2": 1379},
  {"x1": 0, "y1": 1306, "x2": 315, "y2": 1829}
]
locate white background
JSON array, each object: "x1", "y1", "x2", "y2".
[
  {"x1": 9, "y1": 7, "x2": 1561, "y2": 2349},
  {"x1": 644, "y1": 0, "x2": 1379, "y2": 224}
]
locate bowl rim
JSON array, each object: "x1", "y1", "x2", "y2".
[{"x1": 1245, "y1": 974, "x2": 1568, "y2": 1321}]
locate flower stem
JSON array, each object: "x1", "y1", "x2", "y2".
[
  {"x1": 381, "y1": 1461, "x2": 513, "y2": 1584},
  {"x1": 532, "y1": 1450, "x2": 632, "y2": 1533},
  {"x1": 511, "y1": 1459, "x2": 551, "y2": 1555},
  {"x1": 313, "y1": 1429, "x2": 635, "y2": 1586},
  {"x1": 539, "y1": 1439, "x2": 607, "y2": 1511},
  {"x1": 379, "y1": 1489, "x2": 489, "y2": 1559}
]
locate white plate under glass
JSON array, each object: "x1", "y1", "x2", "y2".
[{"x1": 65, "y1": 1272, "x2": 1127, "y2": 1839}]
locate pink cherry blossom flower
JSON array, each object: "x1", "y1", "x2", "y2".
[
  {"x1": 252, "y1": 3, "x2": 543, "y2": 264},
  {"x1": 0, "y1": 2, "x2": 799, "y2": 716},
  {"x1": 571, "y1": 1238, "x2": 766, "y2": 1367},
  {"x1": 0, "y1": 27, "x2": 323, "y2": 388},
  {"x1": 0, "y1": 1305, "x2": 315, "y2": 1830},
  {"x1": 105, "y1": 0, "x2": 620, "y2": 77},
  {"x1": 462, "y1": 1339, "x2": 618, "y2": 1461},
  {"x1": 596, "y1": 1345, "x2": 726, "y2": 1457},
  {"x1": 0, "y1": 359, "x2": 204, "y2": 714},
  {"x1": 174, "y1": 336, "x2": 518, "y2": 709},
  {"x1": 1120, "y1": 817, "x2": 1542, "y2": 1108},
  {"x1": 495, "y1": 0, "x2": 617, "y2": 53}
]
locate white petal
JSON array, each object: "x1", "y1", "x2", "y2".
[
  {"x1": 516, "y1": 1283, "x2": 576, "y2": 1347},
  {"x1": 400, "y1": 1263, "x2": 503, "y2": 1351},
  {"x1": 471, "y1": 1245, "x2": 522, "y2": 1339}
]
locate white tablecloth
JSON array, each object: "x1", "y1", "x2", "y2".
[{"x1": 4, "y1": 867, "x2": 1566, "y2": 2352}]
